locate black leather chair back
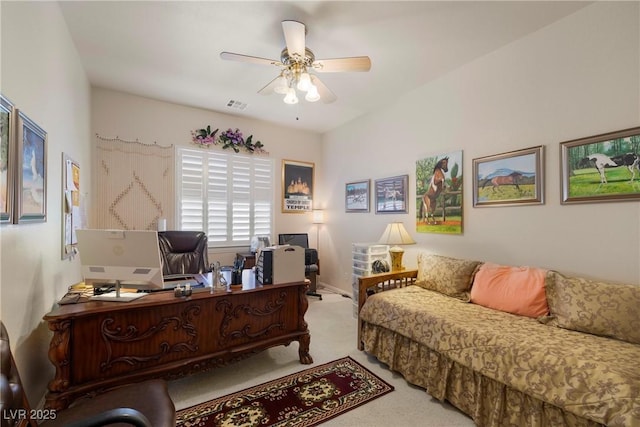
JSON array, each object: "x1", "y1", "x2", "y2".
[{"x1": 158, "y1": 231, "x2": 208, "y2": 275}]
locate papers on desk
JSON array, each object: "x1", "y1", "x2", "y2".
[{"x1": 90, "y1": 292, "x2": 147, "y2": 302}]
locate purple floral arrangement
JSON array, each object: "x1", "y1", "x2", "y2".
[{"x1": 191, "y1": 125, "x2": 265, "y2": 154}]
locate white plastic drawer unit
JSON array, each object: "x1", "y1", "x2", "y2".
[{"x1": 352, "y1": 243, "x2": 388, "y2": 256}]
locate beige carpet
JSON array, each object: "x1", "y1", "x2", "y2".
[{"x1": 167, "y1": 289, "x2": 475, "y2": 427}]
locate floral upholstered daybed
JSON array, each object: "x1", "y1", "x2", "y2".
[{"x1": 357, "y1": 253, "x2": 640, "y2": 427}]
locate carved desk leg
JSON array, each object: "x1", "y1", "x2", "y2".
[
  {"x1": 46, "y1": 319, "x2": 72, "y2": 410},
  {"x1": 298, "y1": 283, "x2": 313, "y2": 364},
  {"x1": 298, "y1": 332, "x2": 313, "y2": 364}
]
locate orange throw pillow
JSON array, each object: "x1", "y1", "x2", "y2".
[{"x1": 470, "y1": 262, "x2": 548, "y2": 318}]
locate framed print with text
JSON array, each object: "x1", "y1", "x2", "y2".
[{"x1": 282, "y1": 159, "x2": 314, "y2": 213}]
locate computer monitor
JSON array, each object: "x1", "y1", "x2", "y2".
[
  {"x1": 76, "y1": 229, "x2": 164, "y2": 302},
  {"x1": 278, "y1": 233, "x2": 309, "y2": 249}
]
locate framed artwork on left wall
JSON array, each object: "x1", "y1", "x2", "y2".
[
  {"x1": 0, "y1": 95, "x2": 16, "y2": 224},
  {"x1": 15, "y1": 110, "x2": 47, "y2": 223}
]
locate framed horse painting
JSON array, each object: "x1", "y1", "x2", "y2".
[
  {"x1": 472, "y1": 146, "x2": 544, "y2": 208},
  {"x1": 560, "y1": 127, "x2": 640, "y2": 204},
  {"x1": 416, "y1": 150, "x2": 463, "y2": 234},
  {"x1": 375, "y1": 175, "x2": 408, "y2": 214}
]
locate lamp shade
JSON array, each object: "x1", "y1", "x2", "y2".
[
  {"x1": 312, "y1": 209, "x2": 324, "y2": 224},
  {"x1": 378, "y1": 222, "x2": 415, "y2": 246}
]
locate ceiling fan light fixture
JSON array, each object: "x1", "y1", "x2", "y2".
[
  {"x1": 305, "y1": 84, "x2": 320, "y2": 102},
  {"x1": 283, "y1": 87, "x2": 299, "y2": 104},
  {"x1": 297, "y1": 72, "x2": 311, "y2": 92}
]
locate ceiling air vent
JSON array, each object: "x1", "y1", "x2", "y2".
[{"x1": 226, "y1": 100, "x2": 248, "y2": 111}]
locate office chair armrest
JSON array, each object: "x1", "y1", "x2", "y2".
[{"x1": 65, "y1": 408, "x2": 152, "y2": 427}]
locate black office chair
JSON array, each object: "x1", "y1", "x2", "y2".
[
  {"x1": 278, "y1": 233, "x2": 322, "y2": 300},
  {"x1": 157, "y1": 231, "x2": 208, "y2": 275}
]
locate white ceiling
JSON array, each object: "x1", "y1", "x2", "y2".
[{"x1": 59, "y1": 1, "x2": 589, "y2": 134}]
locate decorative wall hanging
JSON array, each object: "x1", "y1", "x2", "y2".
[
  {"x1": 345, "y1": 179, "x2": 370, "y2": 212},
  {"x1": 16, "y1": 110, "x2": 47, "y2": 223},
  {"x1": 0, "y1": 94, "x2": 15, "y2": 224},
  {"x1": 282, "y1": 159, "x2": 314, "y2": 213},
  {"x1": 473, "y1": 146, "x2": 544, "y2": 207},
  {"x1": 416, "y1": 150, "x2": 463, "y2": 234},
  {"x1": 96, "y1": 135, "x2": 174, "y2": 230},
  {"x1": 375, "y1": 175, "x2": 408, "y2": 214},
  {"x1": 560, "y1": 127, "x2": 640, "y2": 204},
  {"x1": 191, "y1": 125, "x2": 266, "y2": 154}
]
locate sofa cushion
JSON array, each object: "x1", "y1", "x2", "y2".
[
  {"x1": 470, "y1": 262, "x2": 548, "y2": 318},
  {"x1": 416, "y1": 253, "x2": 482, "y2": 301},
  {"x1": 541, "y1": 271, "x2": 640, "y2": 345}
]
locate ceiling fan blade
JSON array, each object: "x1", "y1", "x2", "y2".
[
  {"x1": 257, "y1": 75, "x2": 281, "y2": 95},
  {"x1": 220, "y1": 52, "x2": 280, "y2": 67},
  {"x1": 282, "y1": 20, "x2": 306, "y2": 58},
  {"x1": 313, "y1": 56, "x2": 372, "y2": 72},
  {"x1": 310, "y1": 75, "x2": 337, "y2": 104}
]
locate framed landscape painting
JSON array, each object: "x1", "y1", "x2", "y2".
[
  {"x1": 473, "y1": 146, "x2": 544, "y2": 207},
  {"x1": 375, "y1": 175, "x2": 408, "y2": 214},
  {"x1": 345, "y1": 179, "x2": 370, "y2": 212},
  {"x1": 16, "y1": 110, "x2": 47, "y2": 223},
  {"x1": 282, "y1": 159, "x2": 314, "y2": 213},
  {"x1": 416, "y1": 150, "x2": 463, "y2": 234},
  {"x1": 560, "y1": 127, "x2": 640, "y2": 204},
  {"x1": 1, "y1": 95, "x2": 15, "y2": 224}
]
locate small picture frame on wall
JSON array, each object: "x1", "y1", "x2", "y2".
[
  {"x1": 560, "y1": 127, "x2": 640, "y2": 204},
  {"x1": 16, "y1": 110, "x2": 47, "y2": 223},
  {"x1": 375, "y1": 175, "x2": 408, "y2": 214},
  {"x1": 282, "y1": 159, "x2": 314, "y2": 213},
  {"x1": 1, "y1": 95, "x2": 16, "y2": 224},
  {"x1": 345, "y1": 179, "x2": 370, "y2": 212},
  {"x1": 473, "y1": 145, "x2": 544, "y2": 207}
]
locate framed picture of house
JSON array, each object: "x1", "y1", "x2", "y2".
[
  {"x1": 473, "y1": 146, "x2": 544, "y2": 207},
  {"x1": 375, "y1": 175, "x2": 408, "y2": 214},
  {"x1": 282, "y1": 159, "x2": 314, "y2": 213},
  {"x1": 345, "y1": 179, "x2": 370, "y2": 212},
  {"x1": 15, "y1": 110, "x2": 47, "y2": 223},
  {"x1": 560, "y1": 127, "x2": 640, "y2": 204},
  {"x1": 416, "y1": 150, "x2": 463, "y2": 234},
  {"x1": 1, "y1": 95, "x2": 16, "y2": 224}
]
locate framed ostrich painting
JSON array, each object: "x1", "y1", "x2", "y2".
[
  {"x1": 416, "y1": 150, "x2": 463, "y2": 234},
  {"x1": 15, "y1": 110, "x2": 47, "y2": 223},
  {"x1": 560, "y1": 127, "x2": 640, "y2": 204},
  {"x1": 473, "y1": 146, "x2": 544, "y2": 208}
]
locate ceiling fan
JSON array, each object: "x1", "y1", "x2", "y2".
[{"x1": 220, "y1": 20, "x2": 371, "y2": 105}]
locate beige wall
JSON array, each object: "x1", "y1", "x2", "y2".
[
  {"x1": 1, "y1": 1, "x2": 92, "y2": 406},
  {"x1": 319, "y1": 1, "x2": 640, "y2": 294},
  {"x1": 91, "y1": 88, "x2": 323, "y2": 264}
]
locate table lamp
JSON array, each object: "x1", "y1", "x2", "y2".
[{"x1": 378, "y1": 222, "x2": 416, "y2": 271}]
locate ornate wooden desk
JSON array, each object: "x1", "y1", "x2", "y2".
[{"x1": 43, "y1": 281, "x2": 312, "y2": 410}]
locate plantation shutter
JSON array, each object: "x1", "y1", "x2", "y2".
[{"x1": 177, "y1": 148, "x2": 273, "y2": 247}]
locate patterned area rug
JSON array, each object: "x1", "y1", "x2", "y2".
[{"x1": 176, "y1": 357, "x2": 394, "y2": 427}]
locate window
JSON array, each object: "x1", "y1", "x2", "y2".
[{"x1": 177, "y1": 148, "x2": 273, "y2": 247}]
